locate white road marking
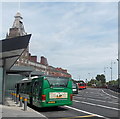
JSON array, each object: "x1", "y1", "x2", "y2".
[
  {"x1": 73, "y1": 100, "x2": 119, "y2": 111},
  {"x1": 89, "y1": 92, "x2": 95, "y2": 93},
  {"x1": 109, "y1": 89, "x2": 119, "y2": 94},
  {"x1": 101, "y1": 90, "x2": 118, "y2": 99},
  {"x1": 86, "y1": 98, "x2": 119, "y2": 105},
  {"x1": 74, "y1": 96, "x2": 119, "y2": 105},
  {"x1": 65, "y1": 105, "x2": 109, "y2": 119}
]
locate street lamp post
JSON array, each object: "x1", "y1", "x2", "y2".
[
  {"x1": 88, "y1": 73, "x2": 90, "y2": 81},
  {"x1": 117, "y1": 59, "x2": 119, "y2": 78},
  {"x1": 110, "y1": 61, "x2": 116, "y2": 81},
  {"x1": 104, "y1": 66, "x2": 108, "y2": 81},
  {"x1": 78, "y1": 75, "x2": 80, "y2": 81}
]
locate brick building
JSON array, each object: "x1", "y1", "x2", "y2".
[{"x1": 6, "y1": 12, "x2": 71, "y2": 78}]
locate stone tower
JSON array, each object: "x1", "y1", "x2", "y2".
[
  {"x1": 6, "y1": 12, "x2": 27, "y2": 38},
  {"x1": 6, "y1": 12, "x2": 29, "y2": 66}
]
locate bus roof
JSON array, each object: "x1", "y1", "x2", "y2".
[
  {"x1": 17, "y1": 76, "x2": 39, "y2": 84},
  {"x1": 17, "y1": 75, "x2": 71, "y2": 84}
]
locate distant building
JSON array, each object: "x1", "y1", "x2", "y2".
[{"x1": 6, "y1": 12, "x2": 71, "y2": 78}]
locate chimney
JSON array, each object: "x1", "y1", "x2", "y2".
[
  {"x1": 40, "y1": 56, "x2": 48, "y2": 66},
  {"x1": 30, "y1": 55, "x2": 37, "y2": 62}
]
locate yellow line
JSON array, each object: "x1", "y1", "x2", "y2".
[{"x1": 58, "y1": 115, "x2": 95, "y2": 119}]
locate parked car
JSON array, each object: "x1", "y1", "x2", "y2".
[{"x1": 72, "y1": 82, "x2": 78, "y2": 94}]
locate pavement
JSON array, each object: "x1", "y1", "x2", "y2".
[{"x1": 1, "y1": 97, "x2": 47, "y2": 119}]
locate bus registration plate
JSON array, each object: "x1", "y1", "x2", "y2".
[
  {"x1": 50, "y1": 92, "x2": 68, "y2": 99},
  {"x1": 48, "y1": 101, "x2": 55, "y2": 103}
]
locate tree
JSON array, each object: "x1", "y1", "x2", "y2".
[
  {"x1": 100, "y1": 74, "x2": 106, "y2": 84},
  {"x1": 108, "y1": 79, "x2": 118, "y2": 85},
  {"x1": 96, "y1": 74, "x2": 106, "y2": 86},
  {"x1": 96, "y1": 75, "x2": 101, "y2": 81},
  {"x1": 87, "y1": 78, "x2": 97, "y2": 86}
]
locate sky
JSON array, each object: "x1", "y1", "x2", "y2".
[{"x1": 1, "y1": 1, "x2": 118, "y2": 81}]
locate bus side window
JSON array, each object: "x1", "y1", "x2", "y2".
[
  {"x1": 39, "y1": 80, "x2": 42, "y2": 96},
  {"x1": 32, "y1": 81, "x2": 39, "y2": 96},
  {"x1": 24, "y1": 83, "x2": 27, "y2": 94},
  {"x1": 16, "y1": 84, "x2": 19, "y2": 94},
  {"x1": 21, "y1": 83, "x2": 25, "y2": 93},
  {"x1": 26, "y1": 82, "x2": 31, "y2": 94}
]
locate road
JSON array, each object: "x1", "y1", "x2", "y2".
[{"x1": 32, "y1": 88, "x2": 120, "y2": 119}]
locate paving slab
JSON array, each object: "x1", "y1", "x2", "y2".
[{"x1": 1, "y1": 98, "x2": 47, "y2": 119}]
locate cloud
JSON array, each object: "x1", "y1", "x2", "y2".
[
  {"x1": 1, "y1": 0, "x2": 119, "y2": 2},
  {"x1": 2, "y1": 2, "x2": 118, "y2": 81}
]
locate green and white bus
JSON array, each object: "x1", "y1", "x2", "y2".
[{"x1": 16, "y1": 76, "x2": 73, "y2": 107}]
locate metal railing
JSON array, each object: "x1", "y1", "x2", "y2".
[{"x1": 108, "y1": 85, "x2": 120, "y2": 93}]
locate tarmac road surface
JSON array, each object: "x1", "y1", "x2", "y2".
[{"x1": 32, "y1": 88, "x2": 119, "y2": 119}]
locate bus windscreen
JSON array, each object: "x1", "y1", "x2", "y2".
[{"x1": 47, "y1": 77, "x2": 69, "y2": 87}]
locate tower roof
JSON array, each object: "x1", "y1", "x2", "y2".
[
  {"x1": 14, "y1": 12, "x2": 23, "y2": 19},
  {"x1": 6, "y1": 12, "x2": 27, "y2": 38},
  {"x1": 12, "y1": 12, "x2": 23, "y2": 28}
]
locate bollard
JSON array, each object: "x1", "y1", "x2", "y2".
[
  {"x1": 10, "y1": 92, "x2": 12, "y2": 99},
  {"x1": 24, "y1": 97, "x2": 27, "y2": 111},
  {"x1": 13, "y1": 92, "x2": 15, "y2": 101},
  {"x1": 14, "y1": 93, "x2": 16, "y2": 102},
  {"x1": 20, "y1": 96, "x2": 23, "y2": 107},
  {"x1": 16, "y1": 94, "x2": 19, "y2": 104},
  {"x1": 13, "y1": 93, "x2": 15, "y2": 101},
  {"x1": 11, "y1": 92, "x2": 14, "y2": 100},
  {"x1": 9, "y1": 91, "x2": 11, "y2": 97}
]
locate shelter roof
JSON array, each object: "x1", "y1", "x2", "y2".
[
  {"x1": 7, "y1": 65, "x2": 44, "y2": 76},
  {"x1": 0, "y1": 34, "x2": 31, "y2": 70}
]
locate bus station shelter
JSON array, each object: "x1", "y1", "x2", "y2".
[
  {"x1": 5, "y1": 65, "x2": 44, "y2": 93},
  {"x1": 0, "y1": 34, "x2": 31, "y2": 104}
]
